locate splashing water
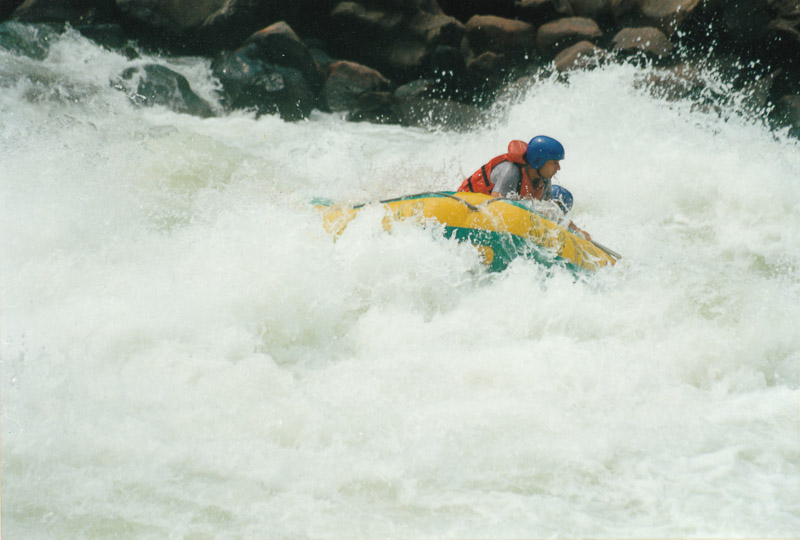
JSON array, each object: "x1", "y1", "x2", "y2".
[{"x1": 2, "y1": 23, "x2": 799, "y2": 539}]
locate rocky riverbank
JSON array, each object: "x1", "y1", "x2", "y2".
[{"x1": 3, "y1": 0, "x2": 800, "y2": 135}]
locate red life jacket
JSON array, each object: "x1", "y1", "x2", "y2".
[{"x1": 457, "y1": 140, "x2": 539, "y2": 198}]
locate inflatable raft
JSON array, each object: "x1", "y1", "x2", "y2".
[{"x1": 315, "y1": 191, "x2": 618, "y2": 273}]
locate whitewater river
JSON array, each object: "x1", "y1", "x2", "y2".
[{"x1": 2, "y1": 22, "x2": 799, "y2": 539}]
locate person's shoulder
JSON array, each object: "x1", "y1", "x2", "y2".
[{"x1": 493, "y1": 160, "x2": 521, "y2": 175}]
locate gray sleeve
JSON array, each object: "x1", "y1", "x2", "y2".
[{"x1": 489, "y1": 161, "x2": 522, "y2": 198}]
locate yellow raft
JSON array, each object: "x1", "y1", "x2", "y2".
[{"x1": 316, "y1": 191, "x2": 618, "y2": 273}]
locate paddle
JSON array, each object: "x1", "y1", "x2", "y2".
[{"x1": 591, "y1": 240, "x2": 622, "y2": 261}]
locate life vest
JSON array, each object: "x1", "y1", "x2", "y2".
[{"x1": 458, "y1": 140, "x2": 539, "y2": 198}]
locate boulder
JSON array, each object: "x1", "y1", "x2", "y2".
[
  {"x1": 1, "y1": 0, "x2": 25, "y2": 21},
  {"x1": 358, "y1": 0, "x2": 444, "y2": 15},
  {"x1": 329, "y1": 1, "x2": 464, "y2": 77},
  {"x1": 553, "y1": 40, "x2": 606, "y2": 70},
  {"x1": 439, "y1": 0, "x2": 519, "y2": 22},
  {"x1": 767, "y1": 12, "x2": 800, "y2": 65},
  {"x1": 464, "y1": 15, "x2": 537, "y2": 57},
  {"x1": 463, "y1": 51, "x2": 512, "y2": 104},
  {"x1": 614, "y1": 0, "x2": 702, "y2": 36},
  {"x1": 394, "y1": 95, "x2": 486, "y2": 131},
  {"x1": 536, "y1": 16, "x2": 602, "y2": 56},
  {"x1": 243, "y1": 22, "x2": 323, "y2": 90},
  {"x1": 9, "y1": 0, "x2": 115, "y2": 24},
  {"x1": 393, "y1": 75, "x2": 464, "y2": 102},
  {"x1": 612, "y1": 26, "x2": 673, "y2": 59},
  {"x1": 770, "y1": 94, "x2": 800, "y2": 136},
  {"x1": 330, "y1": 1, "x2": 404, "y2": 36},
  {"x1": 9, "y1": 1, "x2": 135, "y2": 53},
  {"x1": 639, "y1": 63, "x2": 709, "y2": 102},
  {"x1": 0, "y1": 18, "x2": 62, "y2": 59},
  {"x1": 569, "y1": 0, "x2": 611, "y2": 21},
  {"x1": 428, "y1": 44, "x2": 467, "y2": 76},
  {"x1": 348, "y1": 91, "x2": 400, "y2": 124},
  {"x1": 322, "y1": 60, "x2": 391, "y2": 113},
  {"x1": 114, "y1": 0, "x2": 299, "y2": 53},
  {"x1": 410, "y1": 10, "x2": 464, "y2": 48},
  {"x1": 212, "y1": 44, "x2": 316, "y2": 120},
  {"x1": 514, "y1": 0, "x2": 573, "y2": 23},
  {"x1": 466, "y1": 50, "x2": 505, "y2": 73},
  {"x1": 113, "y1": 63, "x2": 215, "y2": 117},
  {"x1": 639, "y1": 0, "x2": 701, "y2": 35},
  {"x1": 394, "y1": 78, "x2": 437, "y2": 99},
  {"x1": 76, "y1": 23, "x2": 133, "y2": 52}
]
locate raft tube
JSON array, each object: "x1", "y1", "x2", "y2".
[{"x1": 315, "y1": 191, "x2": 617, "y2": 273}]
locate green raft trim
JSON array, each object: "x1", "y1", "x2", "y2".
[{"x1": 443, "y1": 225, "x2": 582, "y2": 274}]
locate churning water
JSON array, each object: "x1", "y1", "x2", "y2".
[{"x1": 2, "y1": 23, "x2": 799, "y2": 539}]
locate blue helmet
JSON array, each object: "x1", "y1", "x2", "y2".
[
  {"x1": 551, "y1": 185, "x2": 573, "y2": 213},
  {"x1": 526, "y1": 136, "x2": 565, "y2": 169}
]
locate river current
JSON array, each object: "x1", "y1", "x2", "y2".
[{"x1": 2, "y1": 23, "x2": 799, "y2": 538}]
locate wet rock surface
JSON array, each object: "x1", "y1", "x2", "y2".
[{"x1": 4, "y1": 0, "x2": 799, "y2": 135}]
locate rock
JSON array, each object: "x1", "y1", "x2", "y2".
[
  {"x1": 9, "y1": 0, "x2": 115, "y2": 24},
  {"x1": 214, "y1": 23, "x2": 326, "y2": 117},
  {"x1": 393, "y1": 75, "x2": 462, "y2": 102},
  {"x1": 394, "y1": 95, "x2": 486, "y2": 131},
  {"x1": 740, "y1": 67, "x2": 777, "y2": 111},
  {"x1": 612, "y1": 26, "x2": 673, "y2": 59},
  {"x1": 1, "y1": 0, "x2": 25, "y2": 21},
  {"x1": 609, "y1": 0, "x2": 637, "y2": 19},
  {"x1": 361, "y1": 0, "x2": 444, "y2": 15},
  {"x1": 768, "y1": 65, "x2": 800, "y2": 107},
  {"x1": 391, "y1": 79, "x2": 485, "y2": 132},
  {"x1": 428, "y1": 44, "x2": 467, "y2": 76},
  {"x1": 330, "y1": 1, "x2": 464, "y2": 77},
  {"x1": 615, "y1": 0, "x2": 702, "y2": 36},
  {"x1": 440, "y1": 0, "x2": 519, "y2": 22},
  {"x1": 770, "y1": 94, "x2": 800, "y2": 136},
  {"x1": 536, "y1": 16, "x2": 603, "y2": 56},
  {"x1": 569, "y1": 0, "x2": 611, "y2": 21},
  {"x1": 0, "y1": 19, "x2": 62, "y2": 59},
  {"x1": 394, "y1": 78, "x2": 436, "y2": 98},
  {"x1": 349, "y1": 91, "x2": 400, "y2": 124},
  {"x1": 114, "y1": 0, "x2": 299, "y2": 53},
  {"x1": 330, "y1": 1, "x2": 404, "y2": 35},
  {"x1": 5, "y1": 0, "x2": 800, "y2": 136},
  {"x1": 640, "y1": 0, "x2": 701, "y2": 35},
  {"x1": 466, "y1": 50, "x2": 505, "y2": 73},
  {"x1": 553, "y1": 40, "x2": 606, "y2": 70},
  {"x1": 211, "y1": 44, "x2": 316, "y2": 120},
  {"x1": 514, "y1": 0, "x2": 573, "y2": 22},
  {"x1": 639, "y1": 63, "x2": 710, "y2": 102},
  {"x1": 10, "y1": 1, "x2": 133, "y2": 53},
  {"x1": 243, "y1": 22, "x2": 324, "y2": 90},
  {"x1": 767, "y1": 12, "x2": 800, "y2": 65},
  {"x1": 464, "y1": 14, "x2": 537, "y2": 57},
  {"x1": 463, "y1": 50, "x2": 513, "y2": 104},
  {"x1": 322, "y1": 60, "x2": 391, "y2": 113},
  {"x1": 75, "y1": 23, "x2": 131, "y2": 52},
  {"x1": 722, "y1": 0, "x2": 770, "y2": 42},
  {"x1": 410, "y1": 10, "x2": 464, "y2": 44},
  {"x1": 114, "y1": 64, "x2": 215, "y2": 117}
]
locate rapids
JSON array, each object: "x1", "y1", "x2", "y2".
[{"x1": 2, "y1": 23, "x2": 799, "y2": 538}]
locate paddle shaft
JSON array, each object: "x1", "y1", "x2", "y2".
[{"x1": 591, "y1": 240, "x2": 622, "y2": 261}]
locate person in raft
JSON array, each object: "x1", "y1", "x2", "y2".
[{"x1": 457, "y1": 135, "x2": 591, "y2": 240}]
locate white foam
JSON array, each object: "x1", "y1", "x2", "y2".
[{"x1": 2, "y1": 28, "x2": 799, "y2": 538}]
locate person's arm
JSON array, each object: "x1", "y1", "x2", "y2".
[
  {"x1": 488, "y1": 162, "x2": 522, "y2": 198},
  {"x1": 568, "y1": 221, "x2": 592, "y2": 240}
]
